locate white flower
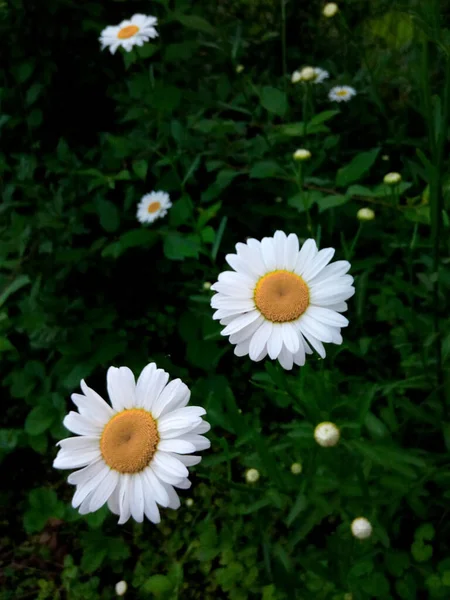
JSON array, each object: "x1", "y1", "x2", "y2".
[
  {"x1": 115, "y1": 581, "x2": 127, "y2": 596},
  {"x1": 211, "y1": 232, "x2": 354, "y2": 370},
  {"x1": 53, "y1": 363, "x2": 210, "y2": 524},
  {"x1": 291, "y1": 67, "x2": 329, "y2": 84},
  {"x1": 100, "y1": 14, "x2": 158, "y2": 55},
  {"x1": 293, "y1": 148, "x2": 311, "y2": 161},
  {"x1": 357, "y1": 207, "x2": 375, "y2": 221},
  {"x1": 383, "y1": 172, "x2": 402, "y2": 185},
  {"x1": 329, "y1": 86, "x2": 357, "y2": 102},
  {"x1": 314, "y1": 422, "x2": 340, "y2": 447},
  {"x1": 351, "y1": 517, "x2": 373, "y2": 540},
  {"x1": 136, "y1": 191, "x2": 172, "y2": 225},
  {"x1": 290, "y1": 462, "x2": 302, "y2": 475},
  {"x1": 323, "y1": 3, "x2": 339, "y2": 17},
  {"x1": 245, "y1": 468, "x2": 260, "y2": 483}
]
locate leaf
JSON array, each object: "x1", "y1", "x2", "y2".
[
  {"x1": 102, "y1": 229, "x2": 158, "y2": 259},
  {"x1": 174, "y1": 14, "x2": 216, "y2": 35},
  {"x1": 23, "y1": 488, "x2": 64, "y2": 533},
  {"x1": 132, "y1": 159, "x2": 148, "y2": 180},
  {"x1": 169, "y1": 195, "x2": 194, "y2": 227},
  {"x1": 163, "y1": 233, "x2": 201, "y2": 260},
  {"x1": 307, "y1": 110, "x2": 340, "y2": 126},
  {"x1": 288, "y1": 191, "x2": 319, "y2": 212},
  {"x1": 336, "y1": 148, "x2": 380, "y2": 187},
  {"x1": 25, "y1": 405, "x2": 55, "y2": 436},
  {"x1": 260, "y1": 86, "x2": 288, "y2": 116},
  {"x1": 95, "y1": 199, "x2": 120, "y2": 233},
  {"x1": 142, "y1": 575, "x2": 174, "y2": 594},
  {"x1": 0, "y1": 274, "x2": 30, "y2": 308},
  {"x1": 317, "y1": 194, "x2": 349, "y2": 212},
  {"x1": 150, "y1": 85, "x2": 181, "y2": 111},
  {"x1": 250, "y1": 161, "x2": 282, "y2": 179}
]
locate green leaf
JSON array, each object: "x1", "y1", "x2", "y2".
[
  {"x1": 150, "y1": 85, "x2": 181, "y2": 112},
  {"x1": 288, "y1": 191, "x2": 319, "y2": 212},
  {"x1": 25, "y1": 405, "x2": 55, "y2": 436},
  {"x1": 250, "y1": 161, "x2": 282, "y2": 179},
  {"x1": 14, "y1": 61, "x2": 35, "y2": 83},
  {"x1": 174, "y1": 13, "x2": 216, "y2": 35},
  {"x1": 260, "y1": 86, "x2": 288, "y2": 116},
  {"x1": 23, "y1": 488, "x2": 64, "y2": 533},
  {"x1": 169, "y1": 194, "x2": 194, "y2": 227},
  {"x1": 0, "y1": 274, "x2": 30, "y2": 308},
  {"x1": 307, "y1": 110, "x2": 340, "y2": 126},
  {"x1": 95, "y1": 198, "x2": 120, "y2": 233},
  {"x1": 102, "y1": 229, "x2": 158, "y2": 259},
  {"x1": 132, "y1": 159, "x2": 148, "y2": 180},
  {"x1": 316, "y1": 194, "x2": 349, "y2": 212},
  {"x1": 336, "y1": 148, "x2": 380, "y2": 187},
  {"x1": 0, "y1": 336, "x2": 15, "y2": 352},
  {"x1": 163, "y1": 233, "x2": 201, "y2": 260},
  {"x1": 141, "y1": 575, "x2": 174, "y2": 595}
]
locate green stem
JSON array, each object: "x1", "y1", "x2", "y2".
[
  {"x1": 280, "y1": 0, "x2": 287, "y2": 83},
  {"x1": 302, "y1": 85, "x2": 309, "y2": 138},
  {"x1": 295, "y1": 163, "x2": 313, "y2": 235},
  {"x1": 348, "y1": 223, "x2": 363, "y2": 260}
]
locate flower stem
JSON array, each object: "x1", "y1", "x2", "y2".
[{"x1": 280, "y1": 0, "x2": 287, "y2": 84}]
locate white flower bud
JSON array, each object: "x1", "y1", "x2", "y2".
[
  {"x1": 236, "y1": 64, "x2": 245, "y2": 73},
  {"x1": 383, "y1": 172, "x2": 402, "y2": 185},
  {"x1": 290, "y1": 462, "x2": 302, "y2": 475},
  {"x1": 351, "y1": 517, "x2": 373, "y2": 540},
  {"x1": 323, "y1": 3, "x2": 339, "y2": 17},
  {"x1": 293, "y1": 148, "x2": 311, "y2": 161},
  {"x1": 245, "y1": 468, "x2": 260, "y2": 483},
  {"x1": 203, "y1": 281, "x2": 212, "y2": 290},
  {"x1": 186, "y1": 498, "x2": 194, "y2": 507},
  {"x1": 299, "y1": 66, "x2": 316, "y2": 81},
  {"x1": 357, "y1": 207, "x2": 375, "y2": 221},
  {"x1": 314, "y1": 422, "x2": 340, "y2": 447},
  {"x1": 291, "y1": 70, "x2": 302, "y2": 83},
  {"x1": 115, "y1": 581, "x2": 127, "y2": 596}
]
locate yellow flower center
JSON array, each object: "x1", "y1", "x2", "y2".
[
  {"x1": 336, "y1": 90, "x2": 349, "y2": 97},
  {"x1": 254, "y1": 270, "x2": 309, "y2": 323},
  {"x1": 100, "y1": 409, "x2": 159, "y2": 474},
  {"x1": 147, "y1": 201, "x2": 161, "y2": 214},
  {"x1": 117, "y1": 25, "x2": 139, "y2": 40}
]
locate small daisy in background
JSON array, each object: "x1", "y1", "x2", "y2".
[
  {"x1": 137, "y1": 191, "x2": 172, "y2": 225},
  {"x1": 329, "y1": 86, "x2": 357, "y2": 102},
  {"x1": 323, "y1": 3, "x2": 339, "y2": 18},
  {"x1": 211, "y1": 232, "x2": 354, "y2": 370},
  {"x1": 292, "y1": 66, "x2": 329, "y2": 84},
  {"x1": 53, "y1": 363, "x2": 210, "y2": 524},
  {"x1": 100, "y1": 14, "x2": 158, "y2": 55}
]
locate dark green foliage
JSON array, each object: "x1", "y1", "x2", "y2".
[{"x1": 1, "y1": 0, "x2": 450, "y2": 598}]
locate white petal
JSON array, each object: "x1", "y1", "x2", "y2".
[
  {"x1": 267, "y1": 325, "x2": 283, "y2": 359},
  {"x1": 152, "y1": 379, "x2": 190, "y2": 419},
  {"x1": 78, "y1": 380, "x2": 114, "y2": 421},
  {"x1": 53, "y1": 448, "x2": 101, "y2": 470},
  {"x1": 174, "y1": 478, "x2": 191, "y2": 490},
  {"x1": 157, "y1": 439, "x2": 197, "y2": 454},
  {"x1": 137, "y1": 366, "x2": 170, "y2": 413},
  {"x1": 302, "y1": 248, "x2": 335, "y2": 281},
  {"x1": 281, "y1": 322, "x2": 300, "y2": 353},
  {"x1": 142, "y1": 467, "x2": 170, "y2": 507},
  {"x1": 153, "y1": 452, "x2": 189, "y2": 478},
  {"x1": 221, "y1": 311, "x2": 260, "y2": 336},
  {"x1": 278, "y1": 347, "x2": 294, "y2": 370},
  {"x1": 210, "y1": 282, "x2": 253, "y2": 298},
  {"x1": 211, "y1": 296, "x2": 255, "y2": 311},
  {"x1": 67, "y1": 458, "x2": 106, "y2": 486},
  {"x1": 298, "y1": 329, "x2": 326, "y2": 358},
  {"x1": 284, "y1": 234, "x2": 299, "y2": 271},
  {"x1": 326, "y1": 302, "x2": 348, "y2": 312},
  {"x1": 89, "y1": 469, "x2": 119, "y2": 513},
  {"x1": 273, "y1": 231, "x2": 287, "y2": 269},
  {"x1": 56, "y1": 436, "x2": 99, "y2": 451},
  {"x1": 249, "y1": 321, "x2": 273, "y2": 360},
  {"x1": 298, "y1": 314, "x2": 333, "y2": 343},
  {"x1": 144, "y1": 494, "x2": 161, "y2": 523},
  {"x1": 225, "y1": 254, "x2": 259, "y2": 281},
  {"x1": 235, "y1": 241, "x2": 266, "y2": 277},
  {"x1": 261, "y1": 237, "x2": 277, "y2": 271},
  {"x1": 161, "y1": 481, "x2": 181, "y2": 510},
  {"x1": 71, "y1": 463, "x2": 110, "y2": 508},
  {"x1": 229, "y1": 315, "x2": 265, "y2": 345},
  {"x1": 135, "y1": 362, "x2": 156, "y2": 408},
  {"x1": 217, "y1": 270, "x2": 255, "y2": 289},
  {"x1": 306, "y1": 306, "x2": 349, "y2": 327},
  {"x1": 234, "y1": 339, "x2": 251, "y2": 357},
  {"x1": 293, "y1": 338, "x2": 306, "y2": 366},
  {"x1": 191, "y1": 420, "x2": 211, "y2": 435},
  {"x1": 175, "y1": 454, "x2": 202, "y2": 467},
  {"x1": 294, "y1": 239, "x2": 318, "y2": 276},
  {"x1": 151, "y1": 462, "x2": 184, "y2": 486},
  {"x1": 107, "y1": 484, "x2": 121, "y2": 515},
  {"x1": 310, "y1": 286, "x2": 355, "y2": 305},
  {"x1": 107, "y1": 366, "x2": 136, "y2": 411},
  {"x1": 118, "y1": 475, "x2": 132, "y2": 525},
  {"x1": 178, "y1": 434, "x2": 211, "y2": 451},
  {"x1": 63, "y1": 412, "x2": 102, "y2": 437},
  {"x1": 308, "y1": 260, "x2": 350, "y2": 285},
  {"x1": 130, "y1": 473, "x2": 145, "y2": 523}
]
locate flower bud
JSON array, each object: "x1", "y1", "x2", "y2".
[
  {"x1": 299, "y1": 66, "x2": 315, "y2": 81},
  {"x1": 290, "y1": 462, "x2": 303, "y2": 475},
  {"x1": 314, "y1": 422, "x2": 340, "y2": 447},
  {"x1": 186, "y1": 498, "x2": 194, "y2": 507},
  {"x1": 357, "y1": 207, "x2": 375, "y2": 221},
  {"x1": 383, "y1": 172, "x2": 402, "y2": 185},
  {"x1": 236, "y1": 64, "x2": 244, "y2": 74},
  {"x1": 351, "y1": 517, "x2": 373, "y2": 540},
  {"x1": 323, "y1": 3, "x2": 339, "y2": 17},
  {"x1": 245, "y1": 468, "x2": 260, "y2": 483},
  {"x1": 293, "y1": 148, "x2": 311, "y2": 161},
  {"x1": 203, "y1": 281, "x2": 212, "y2": 290},
  {"x1": 115, "y1": 581, "x2": 127, "y2": 596}
]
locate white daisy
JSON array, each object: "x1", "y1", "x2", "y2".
[
  {"x1": 53, "y1": 363, "x2": 210, "y2": 524},
  {"x1": 136, "y1": 191, "x2": 172, "y2": 225},
  {"x1": 100, "y1": 14, "x2": 158, "y2": 55},
  {"x1": 211, "y1": 232, "x2": 354, "y2": 370},
  {"x1": 291, "y1": 67, "x2": 329, "y2": 84},
  {"x1": 329, "y1": 86, "x2": 357, "y2": 102}
]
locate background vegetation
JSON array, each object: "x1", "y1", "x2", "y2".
[{"x1": 1, "y1": 0, "x2": 450, "y2": 598}]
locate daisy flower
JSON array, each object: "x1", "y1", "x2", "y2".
[
  {"x1": 211, "y1": 232, "x2": 354, "y2": 370},
  {"x1": 291, "y1": 67, "x2": 329, "y2": 84},
  {"x1": 137, "y1": 191, "x2": 172, "y2": 225},
  {"x1": 100, "y1": 14, "x2": 158, "y2": 55},
  {"x1": 53, "y1": 363, "x2": 210, "y2": 524},
  {"x1": 329, "y1": 86, "x2": 357, "y2": 102}
]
